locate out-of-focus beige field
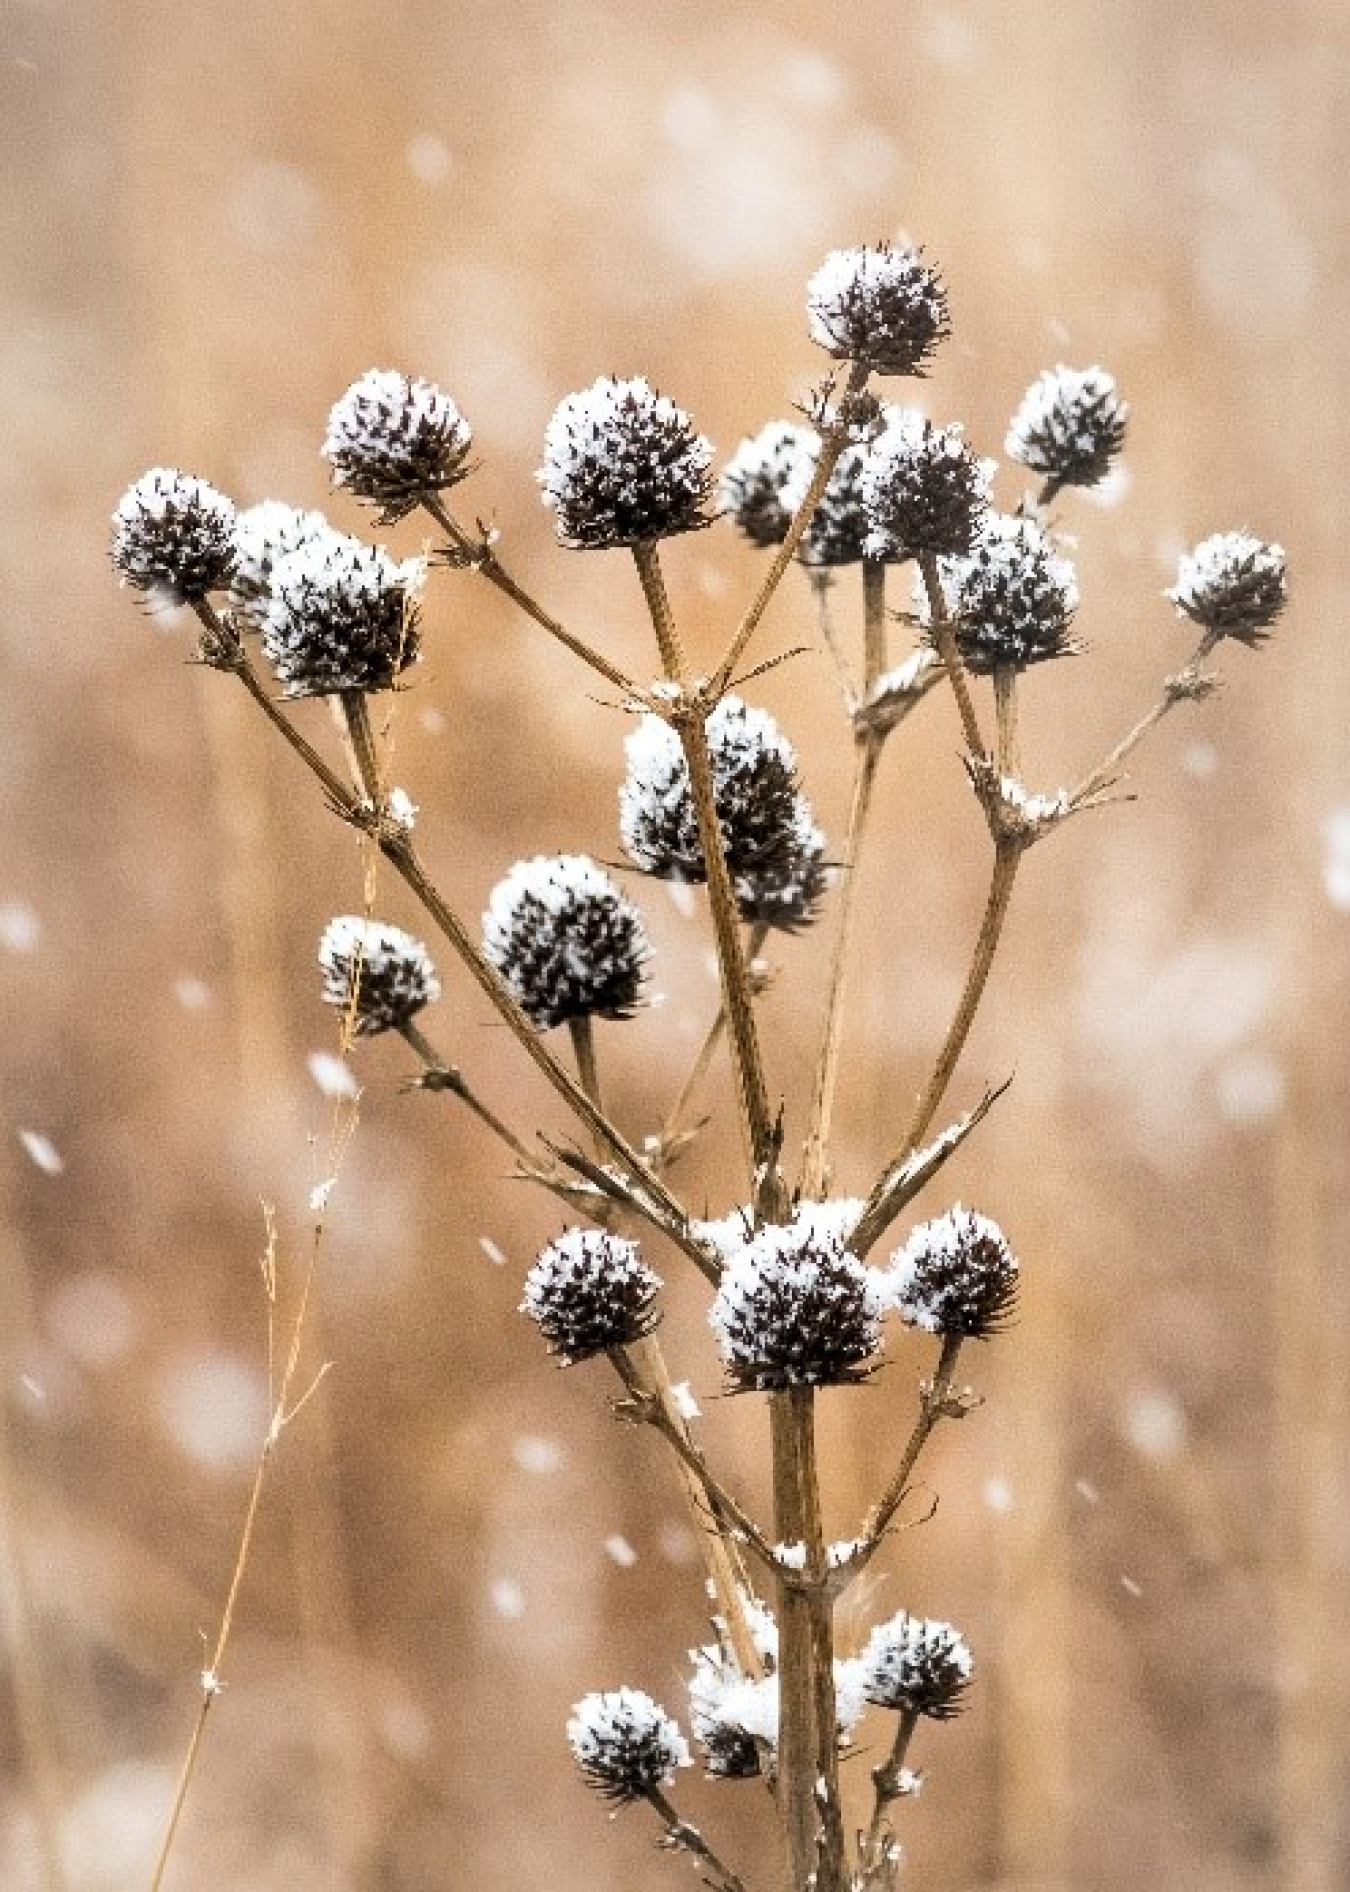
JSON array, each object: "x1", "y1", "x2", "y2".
[{"x1": 2, "y1": 2, "x2": 1347, "y2": 1886}]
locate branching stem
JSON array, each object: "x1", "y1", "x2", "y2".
[{"x1": 645, "y1": 1787, "x2": 748, "y2": 1892}]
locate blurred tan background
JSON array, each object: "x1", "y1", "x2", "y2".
[{"x1": 2, "y1": 1, "x2": 1347, "y2": 1886}]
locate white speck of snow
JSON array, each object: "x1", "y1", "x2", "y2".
[
  {"x1": 490, "y1": 1577, "x2": 525, "y2": 1619},
  {"x1": 671, "y1": 1381, "x2": 701, "y2": 1420},
  {"x1": 407, "y1": 132, "x2": 453, "y2": 185},
  {"x1": 420, "y1": 705, "x2": 447, "y2": 736},
  {"x1": 1047, "y1": 317, "x2": 1072, "y2": 348},
  {"x1": 658, "y1": 1521, "x2": 698, "y2": 1565},
  {"x1": 1215, "y1": 1050, "x2": 1285, "y2": 1125},
  {"x1": 665, "y1": 881, "x2": 697, "y2": 919},
  {"x1": 47, "y1": 1272, "x2": 138, "y2": 1370},
  {"x1": 1124, "y1": 1389, "x2": 1185, "y2": 1461},
  {"x1": 775, "y1": 1541, "x2": 807, "y2": 1570},
  {"x1": 1120, "y1": 1574, "x2": 1143, "y2": 1598},
  {"x1": 20, "y1": 1374, "x2": 45, "y2": 1402},
  {"x1": 227, "y1": 160, "x2": 319, "y2": 254},
  {"x1": 1322, "y1": 808, "x2": 1350, "y2": 911},
  {"x1": 19, "y1": 1130, "x2": 63, "y2": 1175},
  {"x1": 605, "y1": 1534, "x2": 638, "y2": 1569},
  {"x1": 0, "y1": 901, "x2": 40, "y2": 951},
  {"x1": 1182, "y1": 741, "x2": 1219, "y2": 780},
  {"x1": 307, "y1": 1050, "x2": 358, "y2": 1098},
  {"x1": 983, "y1": 1477, "x2": 1013, "y2": 1515},
  {"x1": 479, "y1": 1236, "x2": 507, "y2": 1268},
  {"x1": 1075, "y1": 1478, "x2": 1101, "y2": 1506},
  {"x1": 919, "y1": 9, "x2": 977, "y2": 68},
  {"x1": 174, "y1": 976, "x2": 211, "y2": 1011},
  {"x1": 380, "y1": 1697, "x2": 433, "y2": 1761},
  {"x1": 157, "y1": 1354, "x2": 269, "y2": 1473},
  {"x1": 309, "y1": 1178, "x2": 337, "y2": 1214},
  {"x1": 1081, "y1": 463, "x2": 1132, "y2": 511},
  {"x1": 62, "y1": 1761, "x2": 178, "y2": 1887},
  {"x1": 513, "y1": 1434, "x2": 564, "y2": 1475}
]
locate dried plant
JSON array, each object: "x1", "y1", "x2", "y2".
[{"x1": 112, "y1": 238, "x2": 1286, "y2": 1890}]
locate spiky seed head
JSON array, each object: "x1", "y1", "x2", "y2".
[
  {"x1": 719, "y1": 421, "x2": 817, "y2": 548},
  {"x1": 229, "y1": 501, "x2": 334, "y2": 627},
  {"x1": 922, "y1": 513, "x2": 1079, "y2": 675},
  {"x1": 567, "y1": 1688, "x2": 690, "y2": 1803},
  {"x1": 709, "y1": 1204, "x2": 884, "y2": 1392},
  {"x1": 861, "y1": 412, "x2": 991, "y2": 561},
  {"x1": 886, "y1": 1205, "x2": 1018, "y2": 1339},
  {"x1": 111, "y1": 469, "x2": 237, "y2": 605},
  {"x1": 482, "y1": 854, "x2": 648, "y2": 1031},
  {"x1": 1168, "y1": 531, "x2": 1287, "y2": 647},
  {"x1": 322, "y1": 368, "x2": 473, "y2": 523},
  {"x1": 619, "y1": 696, "x2": 806, "y2": 900},
  {"x1": 732, "y1": 799, "x2": 830, "y2": 935},
  {"x1": 521, "y1": 1227, "x2": 661, "y2": 1364},
  {"x1": 262, "y1": 530, "x2": 423, "y2": 698},
  {"x1": 807, "y1": 243, "x2": 950, "y2": 377},
  {"x1": 860, "y1": 1612, "x2": 973, "y2": 1719},
  {"x1": 1006, "y1": 363, "x2": 1128, "y2": 491},
  {"x1": 538, "y1": 376, "x2": 715, "y2": 550},
  {"x1": 318, "y1": 915, "x2": 440, "y2": 1036}
]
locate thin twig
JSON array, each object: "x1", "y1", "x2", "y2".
[
  {"x1": 340, "y1": 689, "x2": 384, "y2": 806},
  {"x1": 859, "y1": 1707, "x2": 921, "y2": 1885},
  {"x1": 839, "y1": 1335, "x2": 964, "y2": 1592},
  {"x1": 1069, "y1": 636, "x2": 1218, "y2": 810},
  {"x1": 918, "y1": 553, "x2": 985, "y2": 761},
  {"x1": 645, "y1": 1786, "x2": 748, "y2": 1892}
]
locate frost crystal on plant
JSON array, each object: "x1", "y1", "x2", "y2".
[
  {"x1": 885, "y1": 1206, "x2": 1018, "y2": 1340},
  {"x1": 110, "y1": 468, "x2": 237, "y2": 605},
  {"x1": 1168, "y1": 531, "x2": 1287, "y2": 647},
  {"x1": 230, "y1": 501, "x2": 334, "y2": 625},
  {"x1": 318, "y1": 915, "x2": 440, "y2": 1036},
  {"x1": 263, "y1": 530, "x2": 424, "y2": 697},
  {"x1": 860, "y1": 1612, "x2": 972, "y2": 1719},
  {"x1": 922, "y1": 512, "x2": 1079, "y2": 674},
  {"x1": 861, "y1": 411, "x2": 991, "y2": 561},
  {"x1": 521, "y1": 1227, "x2": 661, "y2": 1364},
  {"x1": 709, "y1": 1206, "x2": 883, "y2": 1391},
  {"x1": 538, "y1": 376, "x2": 714, "y2": 549},
  {"x1": 482, "y1": 854, "x2": 649, "y2": 1031},
  {"x1": 323, "y1": 368, "x2": 473, "y2": 522},
  {"x1": 807, "y1": 243, "x2": 949, "y2": 377},
  {"x1": 1006, "y1": 363, "x2": 1128, "y2": 491},
  {"x1": 719, "y1": 421, "x2": 817, "y2": 549},
  {"x1": 566, "y1": 1688, "x2": 689, "y2": 1802}
]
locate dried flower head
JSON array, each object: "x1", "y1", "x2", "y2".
[
  {"x1": 482, "y1": 854, "x2": 648, "y2": 1031},
  {"x1": 1006, "y1": 364, "x2": 1128, "y2": 491},
  {"x1": 689, "y1": 1646, "x2": 768, "y2": 1778},
  {"x1": 230, "y1": 501, "x2": 334, "y2": 626},
  {"x1": 317, "y1": 915, "x2": 440, "y2": 1037},
  {"x1": 111, "y1": 468, "x2": 237, "y2": 605},
  {"x1": 521, "y1": 1227, "x2": 661, "y2": 1364},
  {"x1": 732, "y1": 800, "x2": 830, "y2": 935},
  {"x1": 720, "y1": 421, "x2": 816, "y2": 548},
  {"x1": 567, "y1": 1688, "x2": 690, "y2": 1803},
  {"x1": 538, "y1": 376, "x2": 714, "y2": 550},
  {"x1": 709, "y1": 1205, "x2": 883, "y2": 1391},
  {"x1": 886, "y1": 1206, "x2": 1018, "y2": 1340},
  {"x1": 925, "y1": 513, "x2": 1079, "y2": 675},
  {"x1": 807, "y1": 243, "x2": 949, "y2": 377},
  {"x1": 322, "y1": 368, "x2": 473, "y2": 522},
  {"x1": 861, "y1": 412, "x2": 991, "y2": 561},
  {"x1": 619, "y1": 697, "x2": 808, "y2": 905},
  {"x1": 1168, "y1": 531, "x2": 1287, "y2": 648},
  {"x1": 262, "y1": 530, "x2": 423, "y2": 698},
  {"x1": 860, "y1": 1612, "x2": 973, "y2": 1719}
]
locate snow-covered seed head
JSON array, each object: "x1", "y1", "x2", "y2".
[
  {"x1": 1006, "y1": 364, "x2": 1128, "y2": 491},
  {"x1": 732, "y1": 799, "x2": 830, "y2": 935},
  {"x1": 886, "y1": 1206, "x2": 1018, "y2": 1340},
  {"x1": 322, "y1": 368, "x2": 473, "y2": 522},
  {"x1": 538, "y1": 376, "x2": 715, "y2": 550},
  {"x1": 522, "y1": 1227, "x2": 662, "y2": 1364},
  {"x1": 720, "y1": 421, "x2": 816, "y2": 549},
  {"x1": 931, "y1": 513, "x2": 1079, "y2": 675},
  {"x1": 1168, "y1": 531, "x2": 1287, "y2": 648},
  {"x1": 318, "y1": 915, "x2": 440, "y2": 1037},
  {"x1": 110, "y1": 469, "x2": 237, "y2": 605},
  {"x1": 262, "y1": 530, "x2": 423, "y2": 698},
  {"x1": 860, "y1": 1612, "x2": 973, "y2": 1719},
  {"x1": 229, "y1": 501, "x2": 334, "y2": 626},
  {"x1": 482, "y1": 854, "x2": 649, "y2": 1031},
  {"x1": 861, "y1": 412, "x2": 991, "y2": 561},
  {"x1": 567, "y1": 1688, "x2": 690, "y2": 1803},
  {"x1": 807, "y1": 243, "x2": 950, "y2": 377},
  {"x1": 619, "y1": 697, "x2": 806, "y2": 902},
  {"x1": 709, "y1": 1207, "x2": 884, "y2": 1392}
]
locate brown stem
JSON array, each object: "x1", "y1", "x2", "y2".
[
  {"x1": 567, "y1": 1014, "x2": 606, "y2": 1165},
  {"x1": 918, "y1": 553, "x2": 985, "y2": 761},
  {"x1": 860, "y1": 1708, "x2": 921, "y2": 1883},
  {"x1": 1070, "y1": 637, "x2": 1216, "y2": 810},
  {"x1": 420, "y1": 493, "x2": 638, "y2": 697},
  {"x1": 340, "y1": 690, "x2": 383, "y2": 805},
  {"x1": 645, "y1": 1787, "x2": 748, "y2": 1892},
  {"x1": 396, "y1": 1019, "x2": 539, "y2": 1168},
  {"x1": 843, "y1": 1336, "x2": 963, "y2": 1590},
  {"x1": 992, "y1": 666, "x2": 1020, "y2": 779}
]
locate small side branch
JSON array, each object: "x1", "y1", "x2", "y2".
[
  {"x1": 645, "y1": 1787, "x2": 747, "y2": 1892},
  {"x1": 858, "y1": 1709, "x2": 922, "y2": 1888}
]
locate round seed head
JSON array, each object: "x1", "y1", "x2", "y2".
[
  {"x1": 111, "y1": 468, "x2": 237, "y2": 605},
  {"x1": 925, "y1": 513, "x2": 1079, "y2": 675},
  {"x1": 262, "y1": 530, "x2": 423, "y2": 698},
  {"x1": 323, "y1": 368, "x2": 473, "y2": 522},
  {"x1": 720, "y1": 421, "x2": 816, "y2": 549},
  {"x1": 318, "y1": 915, "x2": 439, "y2": 1037},
  {"x1": 860, "y1": 1612, "x2": 972, "y2": 1719},
  {"x1": 1006, "y1": 363, "x2": 1128, "y2": 491},
  {"x1": 538, "y1": 376, "x2": 715, "y2": 550},
  {"x1": 861, "y1": 412, "x2": 991, "y2": 561},
  {"x1": 230, "y1": 501, "x2": 334, "y2": 627},
  {"x1": 886, "y1": 1205, "x2": 1018, "y2": 1340},
  {"x1": 1168, "y1": 531, "x2": 1287, "y2": 647},
  {"x1": 732, "y1": 798, "x2": 830, "y2": 935},
  {"x1": 709, "y1": 1204, "x2": 884, "y2": 1392},
  {"x1": 522, "y1": 1227, "x2": 661, "y2": 1364},
  {"x1": 567, "y1": 1688, "x2": 690, "y2": 1803},
  {"x1": 807, "y1": 243, "x2": 950, "y2": 377},
  {"x1": 482, "y1": 854, "x2": 649, "y2": 1031}
]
